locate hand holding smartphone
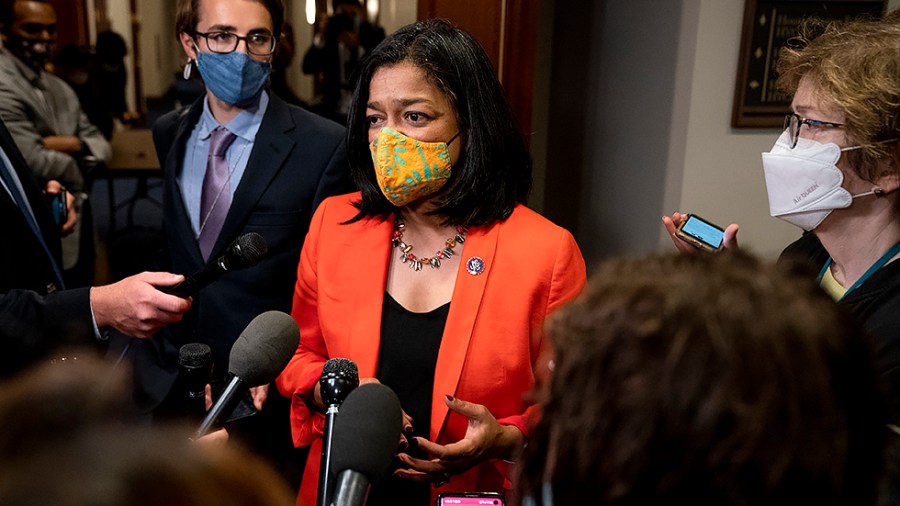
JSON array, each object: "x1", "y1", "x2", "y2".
[
  {"x1": 45, "y1": 188, "x2": 68, "y2": 226},
  {"x1": 675, "y1": 213, "x2": 725, "y2": 252}
]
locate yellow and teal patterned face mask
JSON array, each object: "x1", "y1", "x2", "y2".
[{"x1": 369, "y1": 127, "x2": 460, "y2": 207}]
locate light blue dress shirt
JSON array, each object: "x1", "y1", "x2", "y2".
[{"x1": 178, "y1": 91, "x2": 269, "y2": 237}]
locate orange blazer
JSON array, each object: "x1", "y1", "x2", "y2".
[{"x1": 276, "y1": 192, "x2": 586, "y2": 505}]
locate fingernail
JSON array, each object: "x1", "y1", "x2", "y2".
[
  {"x1": 445, "y1": 394, "x2": 454, "y2": 402},
  {"x1": 403, "y1": 424, "x2": 414, "y2": 434},
  {"x1": 399, "y1": 439, "x2": 408, "y2": 450}
]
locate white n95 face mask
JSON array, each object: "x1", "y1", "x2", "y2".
[{"x1": 762, "y1": 130, "x2": 877, "y2": 231}]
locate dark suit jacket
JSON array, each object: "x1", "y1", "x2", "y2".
[
  {"x1": 0, "y1": 117, "x2": 92, "y2": 376},
  {"x1": 133, "y1": 93, "x2": 352, "y2": 409}
]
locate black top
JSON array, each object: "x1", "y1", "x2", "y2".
[
  {"x1": 369, "y1": 292, "x2": 450, "y2": 506},
  {"x1": 780, "y1": 232, "x2": 900, "y2": 419}
]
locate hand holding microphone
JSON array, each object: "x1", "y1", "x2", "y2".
[{"x1": 164, "y1": 232, "x2": 268, "y2": 298}]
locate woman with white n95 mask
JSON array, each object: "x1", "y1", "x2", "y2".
[{"x1": 664, "y1": 12, "x2": 900, "y2": 503}]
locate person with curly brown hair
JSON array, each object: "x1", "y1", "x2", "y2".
[{"x1": 518, "y1": 252, "x2": 887, "y2": 506}]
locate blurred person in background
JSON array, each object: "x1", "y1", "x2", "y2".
[{"x1": 0, "y1": 356, "x2": 294, "y2": 506}]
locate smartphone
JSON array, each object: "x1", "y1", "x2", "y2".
[
  {"x1": 437, "y1": 492, "x2": 506, "y2": 506},
  {"x1": 675, "y1": 213, "x2": 724, "y2": 252},
  {"x1": 46, "y1": 190, "x2": 67, "y2": 226}
]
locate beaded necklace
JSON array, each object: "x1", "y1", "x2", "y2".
[{"x1": 392, "y1": 218, "x2": 467, "y2": 271}]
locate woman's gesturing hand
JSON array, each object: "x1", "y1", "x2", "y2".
[{"x1": 393, "y1": 395, "x2": 523, "y2": 486}]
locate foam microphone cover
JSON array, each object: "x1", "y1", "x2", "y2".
[
  {"x1": 178, "y1": 342, "x2": 211, "y2": 369},
  {"x1": 228, "y1": 310, "x2": 299, "y2": 386},
  {"x1": 321, "y1": 358, "x2": 359, "y2": 407},
  {"x1": 331, "y1": 383, "x2": 402, "y2": 482},
  {"x1": 322, "y1": 357, "x2": 358, "y2": 379},
  {"x1": 221, "y1": 232, "x2": 268, "y2": 270}
]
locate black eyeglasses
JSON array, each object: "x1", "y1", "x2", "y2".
[
  {"x1": 783, "y1": 113, "x2": 845, "y2": 149},
  {"x1": 193, "y1": 30, "x2": 276, "y2": 56}
]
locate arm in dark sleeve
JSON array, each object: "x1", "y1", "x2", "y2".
[{"x1": 0, "y1": 287, "x2": 94, "y2": 376}]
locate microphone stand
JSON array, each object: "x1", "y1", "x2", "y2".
[
  {"x1": 319, "y1": 403, "x2": 339, "y2": 506},
  {"x1": 317, "y1": 365, "x2": 358, "y2": 506}
]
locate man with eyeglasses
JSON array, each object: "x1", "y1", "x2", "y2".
[{"x1": 133, "y1": 0, "x2": 352, "y2": 487}]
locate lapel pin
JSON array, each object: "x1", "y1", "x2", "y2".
[{"x1": 466, "y1": 256, "x2": 485, "y2": 276}]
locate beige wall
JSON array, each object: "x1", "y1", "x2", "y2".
[
  {"x1": 666, "y1": 0, "x2": 900, "y2": 258},
  {"x1": 664, "y1": 0, "x2": 793, "y2": 258}
]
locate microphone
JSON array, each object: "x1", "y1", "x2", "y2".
[
  {"x1": 195, "y1": 311, "x2": 299, "y2": 438},
  {"x1": 330, "y1": 383, "x2": 402, "y2": 506},
  {"x1": 164, "y1": 232, "x2": 268, "y2": 298},
  {"x1": 318, "y1": 358, "x2": 359, "y2": 506},
  {"x1": 178, "y1": 342, "x2": 212, "y2": 423}
]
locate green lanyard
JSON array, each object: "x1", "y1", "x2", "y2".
[{"x1": 817, "y1": 240, "x2": 900, "y2": 300}]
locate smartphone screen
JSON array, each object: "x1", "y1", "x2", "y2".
[
  {"x1": 45, "y1": 191, "x2": 67, "y2": 226},
  {"x1": 437, "y1": 492, "x2": 505, "y2": 505},
  {"x1": 678, "y1": 214, "x2": 724, "y2": 250}
]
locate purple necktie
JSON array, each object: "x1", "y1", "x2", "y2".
[{"x1": 198, "y1": 127, "x2": 237, "y2": 260}]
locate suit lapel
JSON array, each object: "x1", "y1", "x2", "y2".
[
  {"x1": 430, "y1": 222, "x2": 500, "y2": 439},
  {"x1": 164, "y1": 103, "x2": 205, "y2": 267},
  {"x1": 347, "y1": 215, "x2": 393, "y2": 379},
  {"x1": 211, "y1": 95, "x2": 295, "y2": 256}
]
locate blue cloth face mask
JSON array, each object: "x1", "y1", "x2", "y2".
[{"x1": 195, "y1": 50, "x2": 271, "y2": 106}]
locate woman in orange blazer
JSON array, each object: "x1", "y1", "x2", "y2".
[{"x1": 276, "y1": 19, "x2": 586, "y2": 506}]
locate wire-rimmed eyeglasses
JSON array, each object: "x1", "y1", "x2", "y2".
[
  {"x1": 193, "y1": 30, "x2": 276, "y2": 56},
  {"x1": 783, "y1": 113, "x2": 845, "y2": 149}
]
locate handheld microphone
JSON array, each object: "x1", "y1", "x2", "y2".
[
  {"x1": 178, "y1": 342, "x2": 212, "y2": 423},
  {"x1": 164, "y1": 232, "x2": 268, "y2": 298},
  {"x1": 330, "y1": 383, "x2": 402, "y2": 506},
  {"x1": 318, "y1": 358, "x2": 359, "y2": 506},
  {"x1": 195, "y1": 311, "x2": 299, "y2": 438}
]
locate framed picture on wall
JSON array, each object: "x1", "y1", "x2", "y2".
[{"x1": 731, "y1": 0, "x2": 886, "y2": 128}]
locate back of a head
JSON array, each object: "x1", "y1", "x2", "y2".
[
  {"x1": 0, "y1": 357, "x2": 293, "y2": 506},
  {"x1": 519, "y1": 252, "x2": 887, "y2": 506},
  {"x1": 0, "y1": 355, "x2": 133, "y2": 460},
  {"x1": 0, "y1": 425, "x2": 294, "y2": 506}
]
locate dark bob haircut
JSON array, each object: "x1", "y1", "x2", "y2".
[
  {"x1": 174, "y1": 0, "x2": 284, "y2": 40},
  {"x1": 346, "y1": 19, "x2": 532, "y2": 227}
]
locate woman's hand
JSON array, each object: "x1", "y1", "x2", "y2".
[
  {"x1": 662, "y1": 212, "x2": 740, "y2": 252},
  {"x1": 393, "y1": 395, "x2": 523, "y2": 486}
]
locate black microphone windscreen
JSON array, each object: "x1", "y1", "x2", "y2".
[
  {"x1": 322, "y1": 357, "x2": 358, "y2": 378},
  {"x1": 228, "y1": 311, "x2": 299, "y2": 386},
  {"x1": 178, "y1": 342, "x2": 211, "y2": 368},
  {"x1": 222, "y1": 232, "x2": 268, "y2": 270},
  {"x1": 331, "y1": 383, "x2": 402, "y2": 482}
]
